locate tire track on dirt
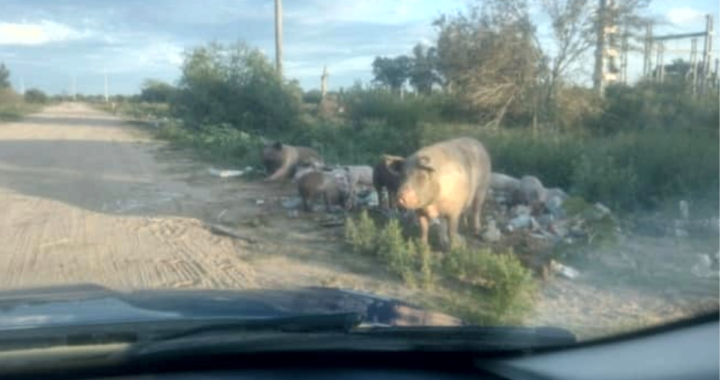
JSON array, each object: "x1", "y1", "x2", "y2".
[{"x1": 0, "y1": 103, "x2": 257, "y2": 291}]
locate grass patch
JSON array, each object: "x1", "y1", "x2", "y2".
[
  {"x1": 345, "y1": 211, "x2": 536, "y2": 325},
  {"x1": 155, "y1": 121, "x2": 264, "y2": 168}
]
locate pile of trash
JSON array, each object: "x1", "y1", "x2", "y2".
[
  {"x1": 484, "y1": 173, "x2": 618, "y2": 246},
  {"x1": 690, "y1": 252, "x2": 720, "y2": 278}
]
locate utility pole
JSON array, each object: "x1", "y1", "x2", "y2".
[
  {"x1": 320, "y1": 65, "x2": 329, "y2": 99},
  {"x1": 71, "y1": 75, "x2": 77, "y2": 101},
  {"x1": 19, "y1": 76, "x2": 25, "y2": 95},
  {"x1": 594, "y1": 0, "x2": 618, "y2": 95},
  {"x1": 643, "y1": 23, "x2": 653, "y2": 77},
  {"x1": 690, "y1": 38, "x2": 698, "y2": 94},
  {"x1": 700, "y1": 14, "x2": 714, "y2": 93},
  {"x1": 620, "y1": 32, "x2": 628, "y2": 84},
  {"x1": 593, "y1": 0, "x2": 607, "y2": 94},
  {"x1": 104, "y1": 68, "x2": 109, "y2": 103},
  {"x1": 274, "y1": 0, "x2": 283, "y2": 77},
  {"x1": 656, "y1": 42, "x2": 665, "y2": 83}
]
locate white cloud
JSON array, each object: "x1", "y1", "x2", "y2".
[
  {"x1": 103, "y1": 41, "x2": 184, "y2": 74},
  {"x1": 329, "y1": 55, "x2": 375, "y2": 74},
  {"x1": 0, "y1": 20, "x2": 90, "y2": 45},
  {"x1": 286, "y1": 0, "x2": 461, "y2": 26},
  {"x1": 666, "y1": 7, "x2": 706, "y2": 26}
]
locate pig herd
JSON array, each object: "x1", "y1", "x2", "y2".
[{"x1": 261, "y1": 137, "x2": 553, "y2": 249}]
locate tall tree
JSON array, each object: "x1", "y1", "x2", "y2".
[
  {"x1": 434, "y1": 0, "x2": 651, "y2": 127},
  {"x1": 372, "y1": 56, "x2": 412, "y2": 91},
  {"x1": 140, "y1": 79, "x2": 176, "y2": 103},
  {"x1": 174, "y1": 41, "x2": 301, "y2": 134},
  {"x1": 434, "y1": 1, "x2": 542, "y2": 127},
  {"x1": 409, "y1": 43, "x2": 440, "y2": 94},
  {"x1": 0, "y1": 63, "x2": 10, "y2": 89}
]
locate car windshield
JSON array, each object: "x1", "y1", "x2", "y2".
[{"x1": 0, "y1": 0, "x2": 717, "y2": 344}]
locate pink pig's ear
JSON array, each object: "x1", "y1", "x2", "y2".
[{"x1": 417, "y1": 155, "x2": 434, "y2": 172}]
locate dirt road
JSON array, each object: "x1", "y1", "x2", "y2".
[
  {"x1": 0, "y1": 103, "x2": 252, "y2": 289},
  {"x1": 0, "y1": 103, "x2": 402, "y2": 296}
]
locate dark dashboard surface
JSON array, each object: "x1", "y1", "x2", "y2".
[{"x1": 99, "y1": 369, "x2": 491, "y2": 380}]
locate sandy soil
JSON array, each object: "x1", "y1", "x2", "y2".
[
  {"x1": 0, "y1": 103, "x2": 716, "y2": 338},
  {"x1": 0, "y1": 103, "x2": 399, "y2": 295}
]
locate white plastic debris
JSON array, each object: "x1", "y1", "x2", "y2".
[
  {"x1": 512, "y1": 205, "x2": 532, "y2": 217},
  {"x1": 530, "y1": 216, "x2": 541, "y2": 231},
  {"x1": 255, "y1": 199, "x2": 265, "y2": 205},
  {"x1": 545, "y1": 194, "x2": 566, "y2": 218},
  {"x1": 550, "y1": 260, "x2": 580, "y2": 279},
  {"x1": 674, "y1": 219, "x2": 689, "y2": 238},
  {"x1": 507, "y1": 215, "x2": 532, "y2": 231},
  {"x1": 679, "y1": 200, "x2": 690, "y2": 220},
  {"x1": 691, "y1": 254, "x2": 715, "y2": 278},
  {"x1": 536, "y1": 214, "x2": 555, "y2": 227},
  {"x1": 482, "y1": 220, "x2": 502, "y2": 242},
  {"x1": 357, "y1": 190, "x2": 379, "y2": 208},
  {"x1": 209, "y1": 167, "x2": 248, "y2": 178},
  {"x1": 594, "y1": 203, "x2": 611, "y2": 216},
  {"x1": 281, "y1": 196, "x2": 303, "y2": 209}
]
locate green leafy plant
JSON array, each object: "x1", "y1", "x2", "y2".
[{"x1": 344, "y1": 210, "x2": 378, "y2": 255}]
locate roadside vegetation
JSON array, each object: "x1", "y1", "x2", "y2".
[
  {"x1": 345, "y1": 211, "x2": 536, "y2": 324},
  {"x1": 0, "y1": 63, "x2": 45, "y2": 121}
]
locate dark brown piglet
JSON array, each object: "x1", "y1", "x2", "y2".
[
  {"x1": 297, "y1": 171, "x2": 344, "y2": 212},
  {"x1": 373, "y1": 155, "x2": 403, "y2": 209}
]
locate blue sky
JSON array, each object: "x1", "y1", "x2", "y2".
[{"x1": 0, "y1": 0, "x2": 717, "y2": 95}]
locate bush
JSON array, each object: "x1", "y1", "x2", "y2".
[
  {"x1": 376, "y1": 219, "x2": 417, "y2": 285},
  {"x1": 140, "y1": 80, "x2": 176, "y2": 103},
  {"x1": 442, "y1": 247, "x2": 536, "y2": 322},
  {"x1": 303, "y1": 90, "x2": 323, "y2": 105},
  {"x1": 172, "y1": 41, "x2": 303, "y2": 136},
  {"x1": 24, "y1": 88, "x2": 48, "y2": 104},
  {"x1": 571, "y1": 151, "x2": 640, "y2": 210},
  {"x1": 344, "y1": 211, "x2": 535, "y2": 323},
  {"x1": 593, "y1": 82, "x2": 719, "y2": 134},
  {"x1": 156, "y1": 121, "x2": 264, "y2": 167},
  {"x1": 0, "y1": 88, "x2": 39, "y2": 121},
  {"x1": 111, "y1": 102, "x2": 170, "y2": 120},
  {"x1": 344, "y1": 210, "x2": 378, "y2": 255},
  {"x1": 571, "y1": 130, "x2": 719, "y2": 210},
  {"x1": 341, "y1": 87, "x2": 439, "y2": 155}
]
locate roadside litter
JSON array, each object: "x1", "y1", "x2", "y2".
[{"x1": 209, "y1": 166, "x2": 253, "y2": 178}]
